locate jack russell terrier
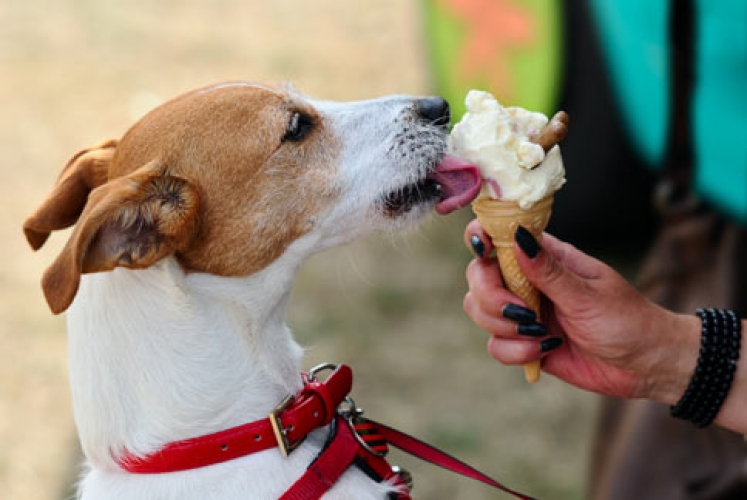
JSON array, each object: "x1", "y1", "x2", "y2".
[{"x1": 23, "y1": 82, "x2": 488, "y2": 500}]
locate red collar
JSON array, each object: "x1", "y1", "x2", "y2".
[
  {"x1": 118, "y1": 363, "x2": 534, "y2": 500},
  {"x1": 120, "y1": 364, "x2": 352, "y2": 473}
]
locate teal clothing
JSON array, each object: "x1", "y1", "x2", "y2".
[{"x1": 589, "y1": 0, "x2": 747, "y2": 222}]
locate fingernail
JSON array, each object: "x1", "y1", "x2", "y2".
[
  {"x1": 503, "y1": 304, "x2": 537, "y2": 323},
  {"x1": 517, "y1": 322, "x2": 547, "y2": 337},
  {"x1": 470, "y1": 235, "x2": 486, "y2": 259},
  {"x1": 540, "y1": 337, "x2": 563, "y2": 353},
  {"x1": 515, "y1": 226, "x2": 540, "y2": 259}
]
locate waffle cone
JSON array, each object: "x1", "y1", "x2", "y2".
[{"x1": 472, "y1": 195, "x2": 554, "y2": 383}]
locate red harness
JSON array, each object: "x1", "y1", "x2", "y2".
[{"x1": 119, "y1": 363, "x2": 535, "y2": 500}]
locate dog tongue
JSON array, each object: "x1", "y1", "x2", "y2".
[{"x1": 430, "y1": 155, "x2": 482, "y2": 215}]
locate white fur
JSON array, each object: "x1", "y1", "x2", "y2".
[{"x1": 68, "y1": 94, "x2": 447, "y2": 499}]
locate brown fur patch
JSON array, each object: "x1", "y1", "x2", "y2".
[
  {"x1": 24, "y1": 139, "x2": 118, "y2": 250},
  {"x1": 108, "y1": 83, "x2": 341, "y2": 276},
  {"x1": 26, "y1": 83, "x2": 342, "y2": 312}
]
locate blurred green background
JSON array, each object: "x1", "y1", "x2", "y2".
[{"x1": 0, "y1": 1, "x2": 610, "y2": 499}]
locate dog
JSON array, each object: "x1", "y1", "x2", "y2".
[{"x1": 24, "y1": 82, "x2": 482, "y2": 499}]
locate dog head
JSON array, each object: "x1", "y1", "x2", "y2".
[{"x1": 24, "y1": 82, "x2": 481, "y2": 314}]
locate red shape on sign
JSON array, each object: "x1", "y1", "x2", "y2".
[{"x1": 442, "y1": 0, "x2": 536, "y2": 101}]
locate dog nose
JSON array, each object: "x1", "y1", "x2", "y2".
[{"x1": 415, "y1": 97, "x2": 450, "y2": 126}]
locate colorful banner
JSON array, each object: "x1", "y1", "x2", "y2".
[{"x1": 422, "y1": 0, "x2": 564, "y2": 120}]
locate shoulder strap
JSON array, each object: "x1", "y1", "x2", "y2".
[{"x1": 656, "y1": 0, "x2": 698, "y2": 215}]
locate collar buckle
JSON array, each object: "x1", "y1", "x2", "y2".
[{"x1": 269, "y1": 394, "x2": 304, "y2": 457}]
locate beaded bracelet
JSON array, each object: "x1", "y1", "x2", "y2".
[{"x1": 670, "y1": 308, "x2": 742, "y2": 427}]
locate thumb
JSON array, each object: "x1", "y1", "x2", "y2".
[{"x1": 513, "y1": 227, "x2": 599, "y2": 304}]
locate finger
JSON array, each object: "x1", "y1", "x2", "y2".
[
  {"x1": 466, "y1": 256, "x2": 505, "y2": 292},
  {"x1": 464, "y1": 293, "x2": 517, "y2": 338},
  {"x1": 464, "y1": 219, "x2": 494, "y2": 259},
  {"x1": 464, "y1": 292, "x2": 544, "y2": 338},
  {"x1": 513, "y1": 227, "x2": 590, "y2": 306},
  {"x1": 466, "y1": 258, "x2": 531, "y2": 318},
  {"x1": 541, "y1": 233, "x2": 606, "y2": 280},
  {"x1": 487, "y1": 336, "x2": 565, "y2": 366},
  {"x1": 486, "y1": 337, "x2": 543, "y2": 365}
]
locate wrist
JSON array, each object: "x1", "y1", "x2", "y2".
[
  {"x1": 667, "y1": 309, "x2": 743, "y2": 428},
  {"x1": 643, "y1": 310, "x2": 701, "y2": 406},
  {"x1": 712, "y1": 318, "x2": 747, "y2": 432}
]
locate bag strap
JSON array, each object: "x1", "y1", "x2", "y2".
[{"x1": 655, "y1": 0, "x2": 699, "y2": 218}]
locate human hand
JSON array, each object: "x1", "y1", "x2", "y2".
[{"x1": 463, "y1": 220, "x2": 700, "y2": 403}]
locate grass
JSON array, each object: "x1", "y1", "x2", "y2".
[{"x1": 1, "y1": 1, "x2": 596, "y2": 499}]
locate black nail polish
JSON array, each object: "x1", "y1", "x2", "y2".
[
  {"x1": 517, "y1": 322, "x2": 547, "y2": 337},
  {"x1": 470, "y1": 235, "x2": 486, "y2": 259},
  {"x1": 515, "y1": 226, "x2": 540, "y2": 259},
  {"x1": 503, "y1": 304, "x2": 537, "y2": 323},
  {"x1": 540, "y1": 337, "x2": 563, "y2": 353}
]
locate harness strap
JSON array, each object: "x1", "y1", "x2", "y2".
[
  {"x1": 279, "y1": 416, "x2": 361, "y2": 500},
  {"x1": 280, "y1": 415, "x2": 411, "y2": 500}
]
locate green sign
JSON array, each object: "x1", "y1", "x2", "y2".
[{"x1": 423, "y1": 0, "x2": 564, "y2": 120}]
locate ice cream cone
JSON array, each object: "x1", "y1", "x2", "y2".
[{"x1": 472, "y1": 195, "x2": 554, "y2": 383}]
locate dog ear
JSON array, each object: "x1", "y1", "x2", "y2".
[
  {"x1": 23, "y1": 139, "x2": 119, "y2": 250},
  {"x1": 40, "y1": 161, "x2": 201, "y2": 314}
]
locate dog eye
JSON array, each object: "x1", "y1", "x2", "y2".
[{"x1": 283, "y1": 112, "x2": 314, "y2": 142}]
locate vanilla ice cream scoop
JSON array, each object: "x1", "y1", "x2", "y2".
[{"x1": 449, "y1": 90, "x2": 566, "y2": 209}]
